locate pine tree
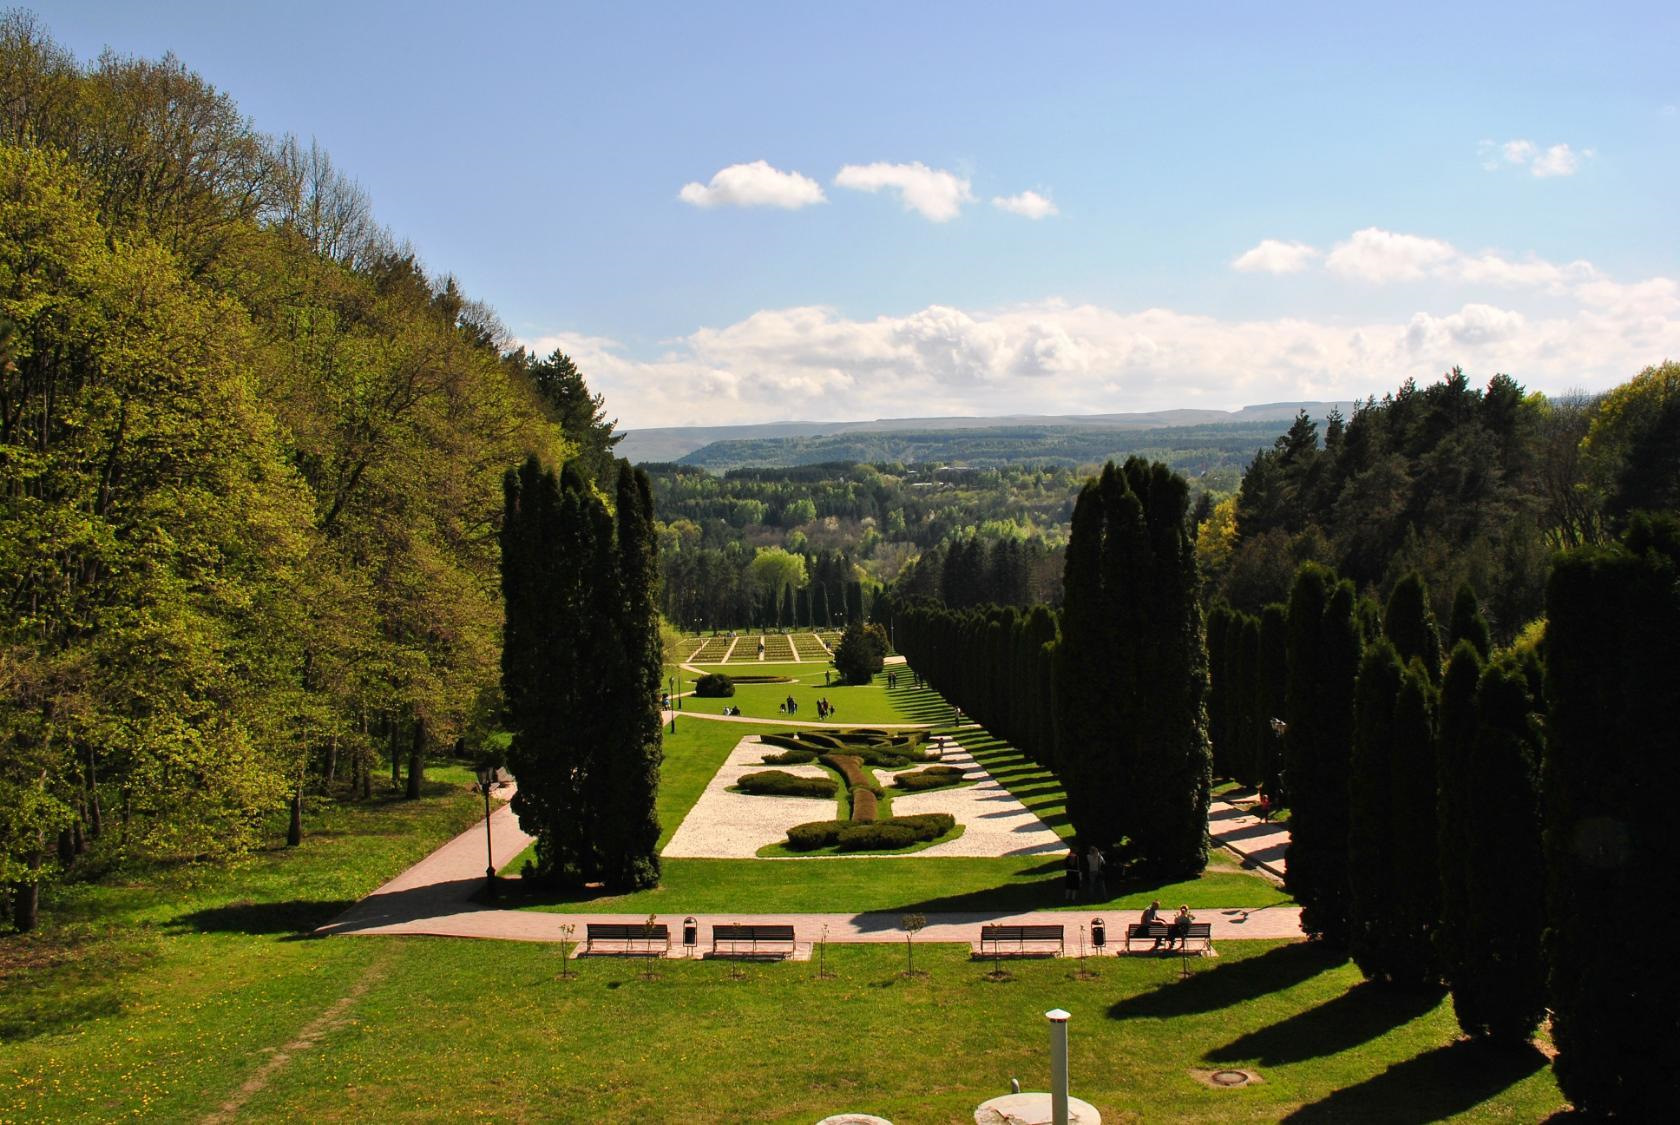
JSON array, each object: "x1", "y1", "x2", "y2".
[{"x1": 1543, "y1": 514, "x2": 1680, "y2": 1114}]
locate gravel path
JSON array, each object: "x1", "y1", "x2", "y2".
[
  {"x1": 876, "y1": 737, "x2": 1065, "y2": 859},
  {"x1": 662, "y1": 737, "x2": 837, "y2": 858}
]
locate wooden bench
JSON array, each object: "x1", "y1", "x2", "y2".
[
  {"x1": 584, "y1": 922, "x2": 671, "y2": 956},
  {"x1": 1124, "y1": 921, "x2": 1213, "y2": 952},
  {"x1": 710, "y1": 923, "x2": 797, "y2": 958},
  {"x1": 978, "y1": 924, "x2": 1065, "y2": 958}
]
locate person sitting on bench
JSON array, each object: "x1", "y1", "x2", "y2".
[
  {"x1": 1169, "y1": 905, "x2": 1195, "y2": 950},
  {"x1": 1140, "y1": 900, "x2": 1165, "y2": 949}
]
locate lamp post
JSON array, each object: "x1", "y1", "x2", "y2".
[
  {"x1": 475, "y1": 762, "x2": 498, "y2": 899},
  {"x1": 669, "y1": 674, "x2": 677, "y2": 733}
]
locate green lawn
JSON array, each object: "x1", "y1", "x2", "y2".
[
  {"x1": 676, "y1": 662, "x2": 924, "y2": 725},
  {"x1": 0, "y1": 740, "x2": 1567, "y2": 1121}
]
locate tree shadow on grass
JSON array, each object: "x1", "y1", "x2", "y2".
[
  {"x1": 1205, "y1": 979, "x2": 1445, "y2": 1067},
  {"x1": 1282, "y1": 1038, "x2": 1549, "y2": 1122},
  {"x1": 169, "y1": 898, "x2": 359, "y2": 937},
  {"x1": 1107, "y1": 942, "x2": 1344, "y2": 1021}
]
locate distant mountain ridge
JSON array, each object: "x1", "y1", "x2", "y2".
[{"x1": 618, "y1": 403, "x2": 1351, "y2": 467}]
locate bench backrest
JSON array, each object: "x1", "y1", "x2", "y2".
[
  {"x1": 713, "y1": 924, "x2": 796, "y2": 942},
  {"x1": 588, "y1": 923, "x2": 670, "y2": 940},
  {"x1": 980, "y1": 924, "x2": 1064, "y2": 941}
]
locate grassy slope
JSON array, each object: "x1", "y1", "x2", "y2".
[{"x1": 677, "y1": 662, "x2": 920, "y2": 725}]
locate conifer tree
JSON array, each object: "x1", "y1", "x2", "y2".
[
  {"x1": 1055, "y1": 481, "x2": 1119, "y2": 845},
  {"x1": 1206, "y1": 606, "x2": 1233, "y2": 776},
  {"x1": 1543, "y1": 514, "x2": 1680, "y2": 1115},
  {"x1": 1238, "y1": 614, "x2": 1266, "y2": 789},
  {"x1": 1435, "y1": 638, "x2": 1485, "y2": 1029},
  {"x1": 1388, "y1": 660, "x2": 1441, "y2": 984},
  {"x1": 1259, "y1": 603, "x2": 1289, "y2": 802},
  {"x1": 1349, "y1": 639, "x2": 1402, "y2": 979},
  {"x1": 1446, "y1": 584, "x2": 1491, "y2": 659},
  {"x1": 1284, "y1": 563, "x2": 1361, "y2": 947},
  {"x1": 1384, "y1": 573, "x2": 1442, "y2": 681},
  {"x1": 1458, "y1": 660, "x2": 1544, "y2": 1042}
]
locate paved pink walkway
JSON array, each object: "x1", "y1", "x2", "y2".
[{"x1": 1207, "y1": 796, "x2": 1290, "y2": 878}]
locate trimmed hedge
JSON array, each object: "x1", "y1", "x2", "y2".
[
  {"x1": 761, "y1": 748, "x2": 817, "y2": 765},
  {"x1": 786, "y1": 820, "x2": 847, "y2": 850},
  {"x1": 785, "y1": 812, "x2": 956, "y2": 852},
  {"x1": 821, "y1": 754, "x2": 882, "y2": 795},
  {"x1": 849, "y1": 786, "x2": 879, "y2": 821},
  {"x1": 694, "y1": 672, "x2": 734, "y2": 698},
  {"x1": 725, "y1": 674, "x2": 795, "y2": 684},
  {"x1": 736, "y1": 770, "x2": 837, "y2": 799},
  {"x1": 893, "y1": 765, "x2": 967, "y2": 791}
]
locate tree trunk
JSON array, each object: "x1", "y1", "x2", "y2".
[
  {"x1": 86, "y1": 749, "x2": 102, "y2": 839},
  {"x1": 57, "y1": 828, "x2": 75, "y2": 867},
  {"x1": 14, "y1": 851, "x2": 41, "y2": 932},
  {"x1": 286, "y1": 783, "x2": 303, "y2": 847},
  {"x1": 388, "y1": 717, "x2": 401, "y2": 787},
  {"x1": 325, "y1": 734, "x2": 338, "y2": 787},
  {"x1": 405, "y1": 716, "x2": 425, "y2": 800}
]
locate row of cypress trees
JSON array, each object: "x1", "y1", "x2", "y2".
[
  {"x1": 1243, "y1": 523, "x2": 1674, "y2": 1117},
  {"x1": 896, "y1": 458, "x2": 1212, "y2": 879},
  {"x1": 499, "y1": 456, "x2": 663, "y2": 890},
  {"x1": 1205, "y1": 605, "x2": 1287, "y2": 794}
]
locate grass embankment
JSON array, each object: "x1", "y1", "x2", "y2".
[
  {"x1": 676, "y1": 662, "x2": 922, "y2": 726},
  {"x1": 0, "y1": 763, "x2": 485, "y2": 1121}
]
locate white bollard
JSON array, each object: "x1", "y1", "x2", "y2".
[{"x1": 1046, "y1": 1008, "x2": 1071, "y2": 1125}]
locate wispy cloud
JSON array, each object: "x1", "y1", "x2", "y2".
[
  {"x1": 834, "y1": 161, "x2": 974, "y2": 222},
  {"x1": 1232, "y1": 239, "x2": 1320, "y2": 274},
  {"x1": 992, "y1": 190, "x2": 1058, "y2": 219},
  {"x1": 1479, "y1": 138, "x2": 1593, "y2": 177},
  {"x1": 678, "y1": 160, "x2": 826, "y2": 209}
]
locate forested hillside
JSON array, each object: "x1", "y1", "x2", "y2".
[{"x1": 0, "y1": 16, "x2": 607, "y2": 926}]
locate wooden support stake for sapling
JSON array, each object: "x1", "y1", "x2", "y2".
[
  {"x1": 901, "y1": 912, "x2": 926, "y2": 977},
  {"x1": 557, "y1": 923, "x2": 576, "y2": 980}
]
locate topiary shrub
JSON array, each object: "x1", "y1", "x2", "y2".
[
  {"x1": 736, "y1": 770, "x2": 837, "y2": 799},
  {"x1": 761, "y1": 748, "x2": 817, "y2": 765},
  {"x1": 837, "y1": 822, "x2": 918, "y2": 851},
  {"x1": 758, "y1": 733, "x2": 807, "y2": 753},
  {"x1": 821, "y1": 754, "x2": 882, "y2": 794},
  {"x1": 694, "y1": 672, "x2": 735, "y2": 698},
  {"x1": 849, "y1": 786, "x2": 879, "y2": 821},
  {"x1": 893, "y1": 765, "x2": 967, "y2": 791},
  {"x1": 891, "y1": 812, "x2": 956, "y2": 838},
  {"x1": 786, "y1": 820, "x2": 847, "y2": 850}
]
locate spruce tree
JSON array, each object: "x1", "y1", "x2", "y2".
[
  {"x1": 1435, "y1": 638, "x2": 1485, "y2": 1031},
  {"x1": 1543, "y1": 514, "x2": 1680, "y2": 1115},
  {"x1": 1459, "y1": 660, "x2": 1544, "y2": 1042},
  {"x1": 1284, "y1": 563, "x2": 1361, "y2": 947}
]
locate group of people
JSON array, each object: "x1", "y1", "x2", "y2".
[
  {"x1": 779, "y1": 695, "x2": 799, "y2": 715},
  {"x1": 1063, "y1": 845, "x2": 1108, "y2": 901},
  {"x1": 1139, "y1": 900, "x2": 1197, "y2": 951},
  {"x1": 885, "y1": 670, "x2": 900, "y2": 689},
  {"x1": 816, "y1": 697, "x2": 836, "y2": 719}
]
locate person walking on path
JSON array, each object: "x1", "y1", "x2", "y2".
[
  {"x1": 1063, "y1": 849, "x2": 1083, "y2": 902},
  {"x1": 1085, "y1": 845, "x2": 1107, "y2": 900}
]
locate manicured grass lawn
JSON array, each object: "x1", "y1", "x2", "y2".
[
  {"x1": 6, "y1": 933, "x2": 1566, "y2": 1121},
  {"x1": 677, "y1": 662, "x2": 923, "y2": 725}
]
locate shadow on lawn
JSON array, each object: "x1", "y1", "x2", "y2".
[
  {"x1": 1206, "y1": 979, "x2": 1446, "y2": 1066},
  {"x1": 170, "y1": 897, "x2": 358, "y2": 937},
  {"x1": 1282, "y1": 1038, "x2": 1549, "y2": 1122},
  {"x1": 1107, "y1": 942, "x2": 1344, "y2": 1020}
]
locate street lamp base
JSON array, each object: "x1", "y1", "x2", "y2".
[{"x1": 485, "y1": 867, "x2": 498, "y2": 899}]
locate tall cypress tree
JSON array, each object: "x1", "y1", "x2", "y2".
[
  {"x1": 1055, "y1": 481, "x2": 1119, "y2": 846},
  {"x1": 1284, "y1": 563, "x2": 1361, "y2": 947},
  {"x1": 1238, "y1": 614, "x2": 1266, "y2": 789},
  {"x1": 1459, "y1": 660, "x2": 1544, "y2": 1042},
  {"x1": 1206, "y1": 606, "x2": 1233, "y2": 777},
  {"x1": 781, "y1": 584, "x2": 795, "y2": 631},
  {"x1": 1349, "y1": 639, "x2": 1402, "y2": 979},
  {"x1": 1543, "y1": 514, "x2": 1680, "y2": 1115},
  {"x1": 502, "y1": 456, "x2": 663, "y2": 890},
  {"x1": 1388, "y1": 659, "x2": 1441, "y2": 985},
  {"x1": 1435, "y1": 638, "x2": 1485, "y2": 1030},
  {"x1": 1384, "y1": 572, "x2": 1441, "y2": 681},
  {"x1": 1259, "y1": 603, "x2": 1289, "y2": 803},
  {"x1": 1446, "y1": 583, "x2": 1491, "y2": 659}
]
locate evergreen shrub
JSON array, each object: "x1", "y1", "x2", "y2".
[
  {"x1": 837, "y1": 822, "x2": 916, "y2": 851},
  {"x1": 821, "y1": 754, "x2": 882, "y2": 794},
  {"x1": 785, "y1": 820, "x2": 847, "y2": 850},
  {"x1": 736, "y1": 770, "x2": 837, "y2": 798},
  {"x1": 761, "y1": 748, "x2": 816, "y2": 765},
  {"x1": 849, "y1": 786, "x2": 879, "y2": 821},
  {"x1": 893, "y1": 765, "x2": 967, "y2": 790},
  {"x1": 694, "y1": 672, "x2": 734, "y2": 698}
]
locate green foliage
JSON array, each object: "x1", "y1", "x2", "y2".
[
  {"x1": 1349, "y1": 640, "x2": 1403, "y2": 980},
  {"x1": 735, "y1": 771, "x2": 837, "y2": 799},
  {"x1": 848, "y1": 786, "x2": 880, "y2": 822},
  {"x1": 1581, "y1": 360, "x2": 1680, "y2": 530},
  {"x1": 832, "y1": 621, "x2": 888, "y2": 684},
  {"x1": 821, "y1": 754, "x2": 882, "y2": 796},
  {"x1": 1542, "y1": 514, "x2": 1680, "y2": 1115},
  {"x1": 1446, "y1": 584, "x2": 1492, "y2": 659},
  {"x1": 1283, "y1": 563, "x2": 1361, "y2": 947},
  {"x1": 1384, "y1": 573, "x2": 1442, "y2": 681},
  {"x1": 760, "y1": 748, "x2": 816, "y2": 765},
  {"x1": 836, "y1": 822, "x2": 915, "y2": 851},
  {"x1": 693, "y1": 672, "x2": 735, "y2": 698},
  {"x1": 784, "y1": 819, "x2": 848, "y2": 850},
  {"x1": 892, "y1": 765, "x2": 967, "y2": 791},
  {"x1": 1434, "y1": 640, "x2": 1485, "y2": 1031}
]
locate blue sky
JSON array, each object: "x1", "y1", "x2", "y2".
[{"x1": 37, "y1": 1, "x2": 1680, "y2": 427}]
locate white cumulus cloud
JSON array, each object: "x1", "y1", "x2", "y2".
[
  {"x1": 834, "y1": 161, "x2": 974, "y2": 222},
  {"x1": 1232, "y1": 239, "x2": 1320, "y2": 274},
  {"x1": 1479, "y1": 138, "x2": 1592, "y2": 177},
  {"x1": 992, "y1": 191, "x2": 1058, "y2": 219},
  {"x1": 678, "y1": 160, "x2": 826, "y2": 209},
  {"x1": 1326, "y1": 228, "x2": 1458, "y2": 282}
]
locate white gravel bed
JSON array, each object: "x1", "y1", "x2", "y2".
[
  {"x1": 876, "y1": 738, "x2": 1066, "y2": 858},
  {"x1": 661, "y1": 738, "x2": 837, "y2": 858},
  {"x1": 663, "y1": 731, "x2": 1066, "y2": 860}
]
